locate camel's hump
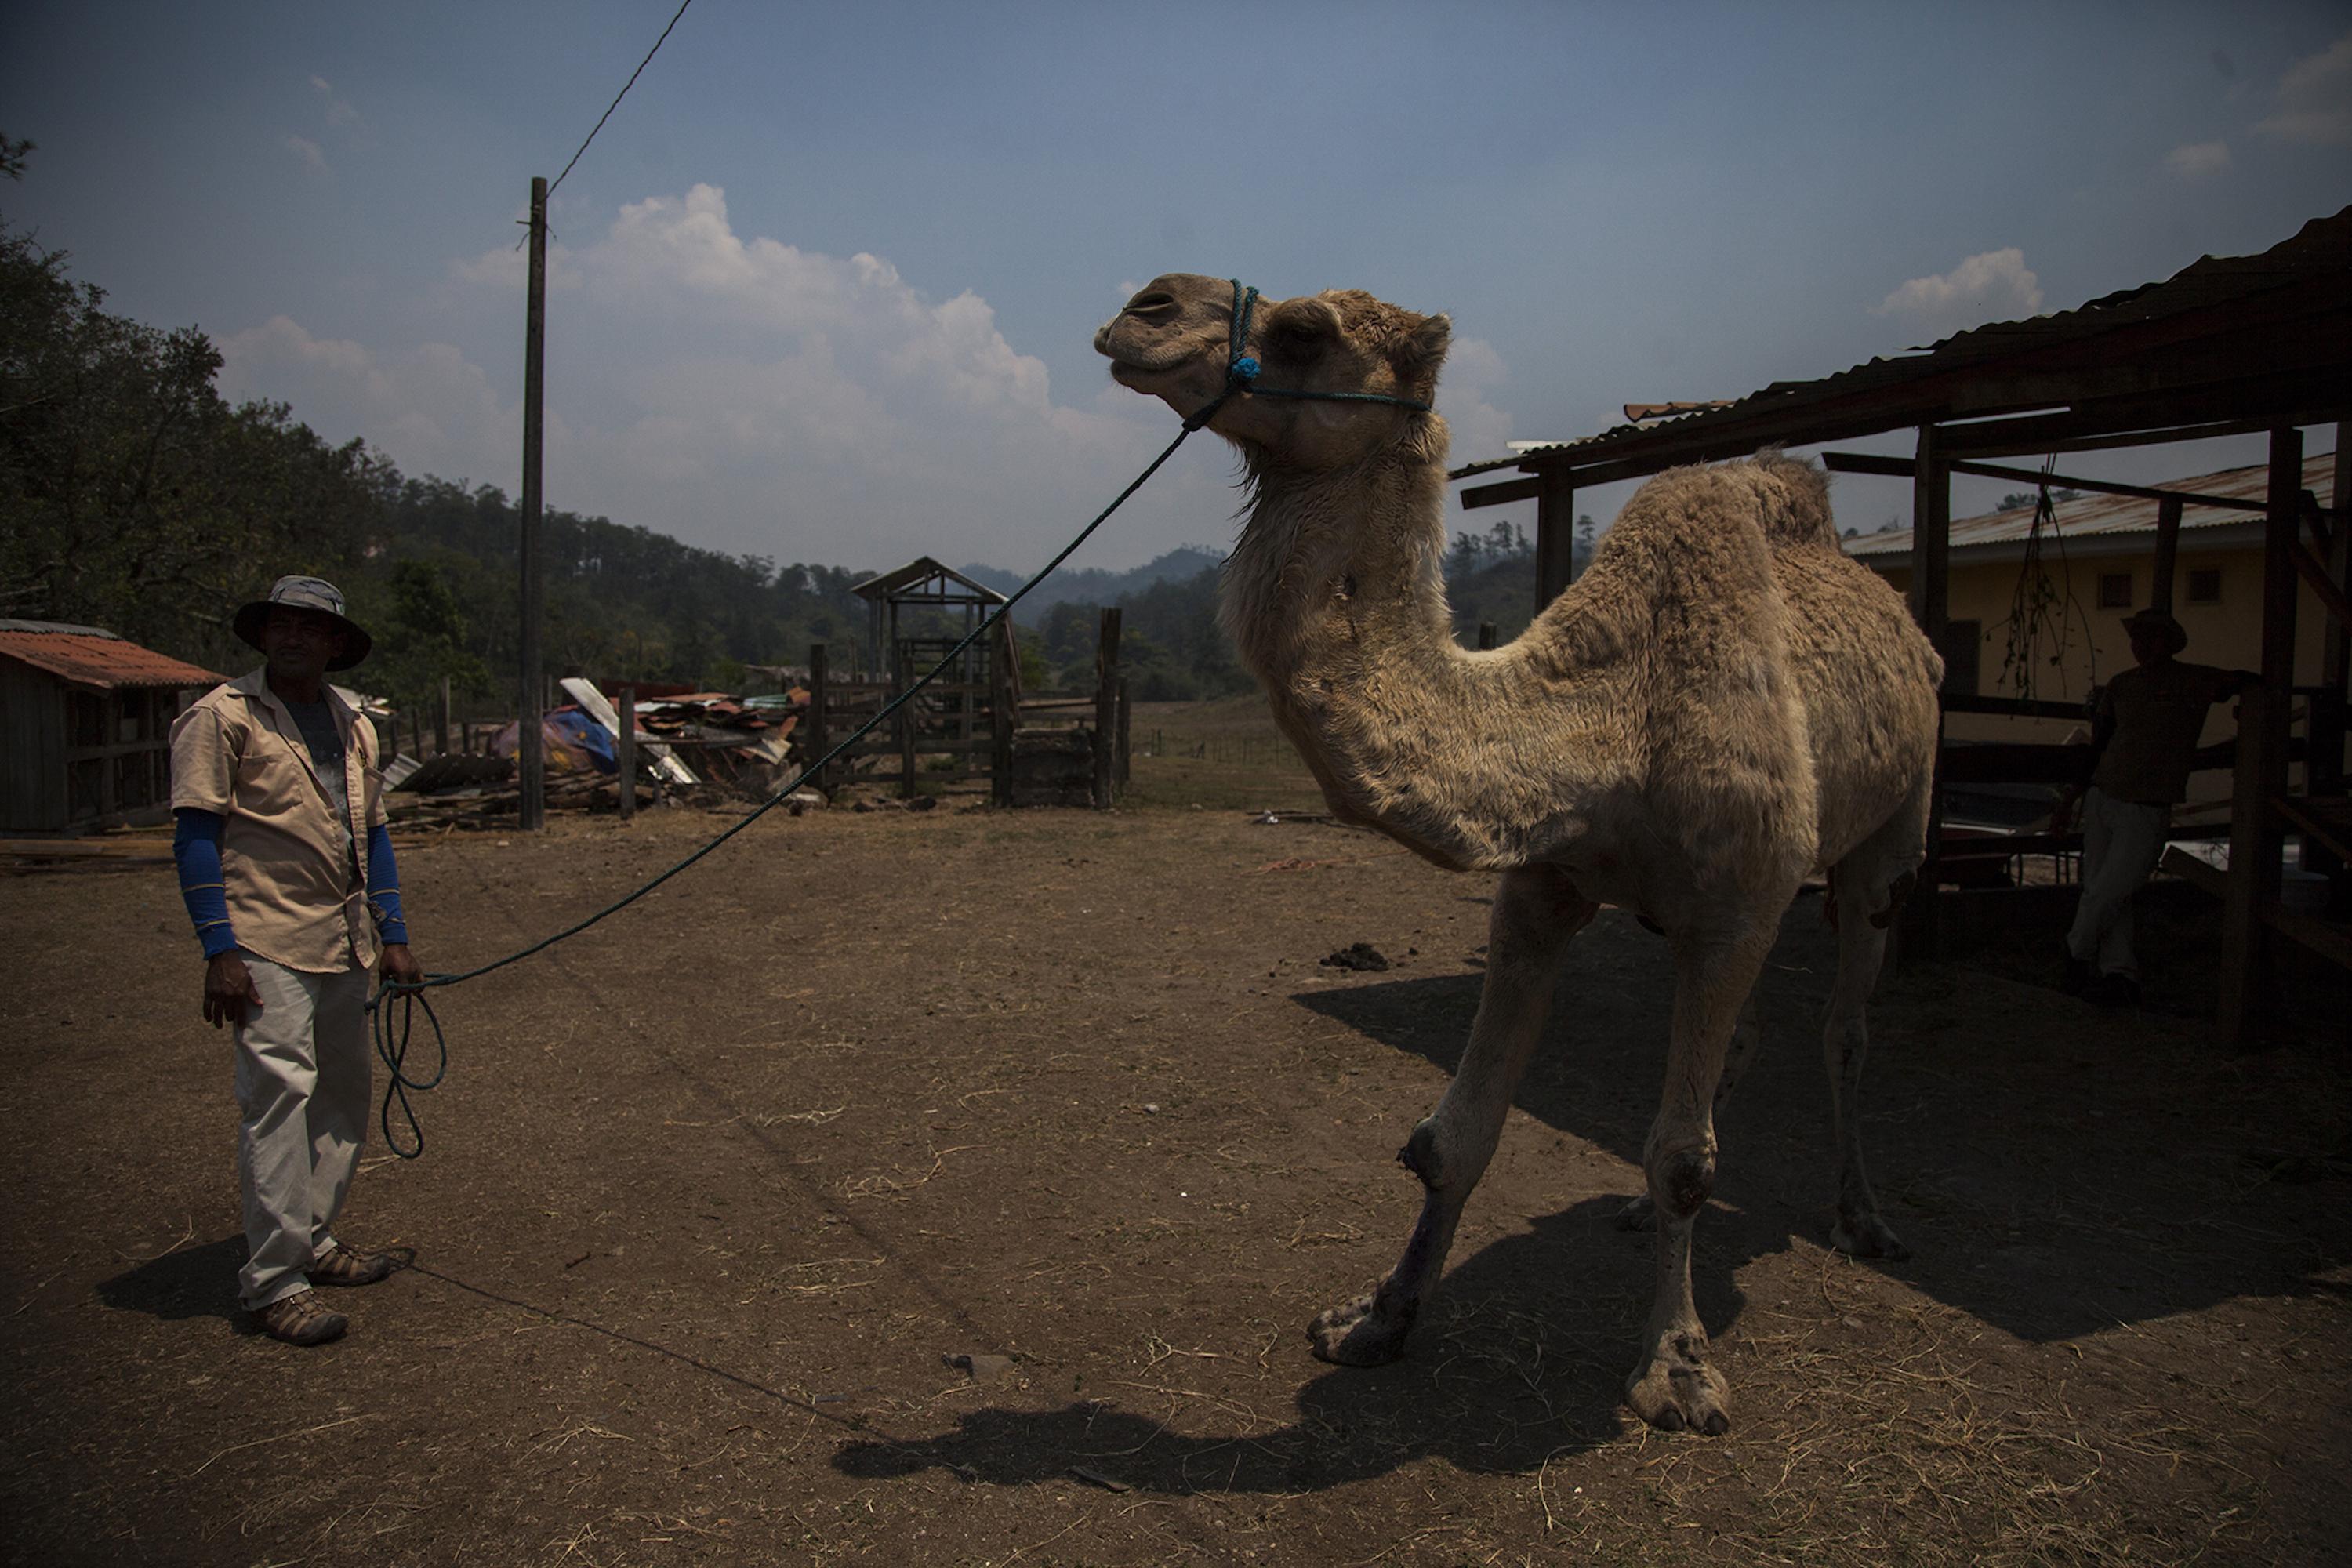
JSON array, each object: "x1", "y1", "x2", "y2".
[{"x1": 1744, "y1": 452, "x2": 1842, "y2": 550}]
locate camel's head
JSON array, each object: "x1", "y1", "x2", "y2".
[{"x1": 1094, "y1": 274, "x2": 1450, "y2": 466}]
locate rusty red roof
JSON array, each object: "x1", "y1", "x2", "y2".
[{"x1": 0, "y1": 621, "x2": 224, "y2": 691}]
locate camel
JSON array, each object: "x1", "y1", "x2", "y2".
[{"x1": 1094, "y1": 275, "x2": 1944, "y2": 1434}]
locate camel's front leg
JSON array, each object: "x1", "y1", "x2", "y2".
[
  {"x1": 1310, "y1": 864, "x2": 1594, "y2": 1367},
  {"x1": 1624, "y1": 924, "x2": 1776, "y2": 1434}
]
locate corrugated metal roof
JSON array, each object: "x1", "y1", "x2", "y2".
[
  {"x1": 0, "y1": 622, "x2": 223, "y2": 691},
  {"x1": 1842, "y1": 451, "x2": 2336, "y2": 559},
  {"x1": 1450, "y1": 204, "x2": 2352, "y2": 483}
]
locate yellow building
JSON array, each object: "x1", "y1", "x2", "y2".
[{"x1": 1846, "y1": 449, "x2": 2341, "y2": 809}]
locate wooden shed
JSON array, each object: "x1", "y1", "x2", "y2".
[
  {"x1": 0, "y1": 621, "x2": 223, "y2": 834},
  {"x1": 1452, "y1": 205, "x2": 2351, "y2": 1043}
]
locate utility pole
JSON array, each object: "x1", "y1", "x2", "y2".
[{"x1": 518, "y1": 176, "x2": 548, "y2": 831}]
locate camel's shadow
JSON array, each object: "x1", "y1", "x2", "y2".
[
  {"x1": 1294, "y1": 906, "x2": 2344, "y2": 1345},
  {"x1": 835, "y1": 1193, "x2": 1762, "y2": 1492}
]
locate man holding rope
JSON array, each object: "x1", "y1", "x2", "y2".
[{"x1": 169, "y1": 576, "x2": 424, "y2": 1346}]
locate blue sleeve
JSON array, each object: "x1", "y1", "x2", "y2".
[
  {"x1": 366, "y1": 821, "x2": 410, "y2": 946},
  {"x1": 172, "y1": 808, "x2": 238, "y2": 959}
]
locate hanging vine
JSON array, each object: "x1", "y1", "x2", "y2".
[{"x1": 1998, "y1": 456, "x2": 2100, "y2": 702}]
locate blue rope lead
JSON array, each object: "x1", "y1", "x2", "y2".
[{"x1": 367, "y1": 276, "x2": 1429, "y2": 1157}]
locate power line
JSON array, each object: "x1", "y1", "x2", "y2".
[{"x1": 547, "y1": 0, "x2": 694, "y2": 198}]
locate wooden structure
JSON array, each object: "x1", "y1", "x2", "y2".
[
  {"x1": 846, "y1": 557, "x2": 1017, "y2": 793},
  {"x1": 804, "y1": 586, "x2": 1127, "y2": 807},
  {"x1": 0, "y1": 621, "x2": 222, "y2": 834},
  {"x1": 1453, "y1": 206, "x2": 2352, "y2": 1043}
]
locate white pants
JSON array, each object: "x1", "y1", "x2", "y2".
[
  {"x1": 231, "y1": 954, "x2": 373, "y2": 1308},
  {"x1": 2065, "y1": 787, "x2": 2171, "y2": 982}
]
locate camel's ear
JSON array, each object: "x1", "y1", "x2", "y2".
[
  {"x1": 1262, "y1": 296, "x2": 1345, "y2": 361},
  {"x1": 1396, "y1": 313, "x2": 1451, "y2": 384}
]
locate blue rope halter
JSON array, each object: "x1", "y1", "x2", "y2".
[{"x1": 1181, "y1": 279, "x2": 1433, "y2": 430}]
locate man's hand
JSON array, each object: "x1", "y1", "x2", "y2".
[
  {"x1": 203, "y1": 953, "x2": 262, "y2": 1029},
  {"x1": 379, "y1": 942, "x2": 425, "y2": 990}
]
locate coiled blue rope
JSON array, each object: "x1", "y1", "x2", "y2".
[{"x1": 370, "y1": 278, "x2": 1429, "y2": 1156}]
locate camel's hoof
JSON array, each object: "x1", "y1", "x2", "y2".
[
  {"x1": 1308, "y1": 1292, "x2": 1412, "y2": 1367},
  {"x1": 1625, "y1": 1331, "x2": 1730, "y2": 1436},
  {"x1": 1614, "y1": 1193, "x2": 1657, "y2": 1232},
  {"x1": 1831, "y1": 1213, "x2": 1911, "y2": 1262}
]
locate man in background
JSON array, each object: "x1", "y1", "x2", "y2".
[
  {"x1": 169, "y1": 575, "x2": 424, "y2": 1345},
  {"x1": 2057, "y1": 609, "x2": 2259, "y2": 1008}
]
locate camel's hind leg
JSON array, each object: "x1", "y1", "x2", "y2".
[
  {"x1": 1820, "y1": 797, "x2": 1928, "y2": 1261},
  {"x1": 1310, "y1": 864, "x2": 1595, "y2": 1367}
]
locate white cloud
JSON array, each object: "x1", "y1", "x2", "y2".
[
  {"x1": 1871, "y1": 248, "x2": 2043, "y2": 343},
  {"x1": 1436, "y1": 335, "x2": 1514, "y2": 466},
  {"x1": 310, "y1": 74, "x2": 361, "y2": 129},
  {"x1": 216, "y1": 317, "x2": 534, "y2": 491},
  {"x1": 230, "y1": 184, "x2": 1242, "y2": 568},
  {"x1": 284, "y1": 136, "x2": 327, "y2": 174},
  {"x1": 2256, "y1": 31, "x2": 2352, "y2": 143},
  {"x1": 2165, "y1": 140, "x2": 2232, "y2": 179}
]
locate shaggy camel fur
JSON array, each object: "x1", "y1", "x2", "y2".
[{"x1": 1095, "y1": 275, "x2": 1944, "y2": 1434}]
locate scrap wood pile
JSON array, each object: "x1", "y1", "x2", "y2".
[{"x1": 383, "y1": 684, "x2": 812, "y2": 826}]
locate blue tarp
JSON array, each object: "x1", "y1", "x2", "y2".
[{"x1": 489, "y1": 706, "x2": 616, "y2": 774}]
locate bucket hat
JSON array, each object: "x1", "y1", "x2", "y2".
[
  {"x1": 232, "y1": 575, "x2": 372, "y2": 670},
  {"x1": 2120, "y1": 608, "x2": 2187, "y2": 656}
]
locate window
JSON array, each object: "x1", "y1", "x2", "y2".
[
  {"x1": 2097, "y1": 572, "x2": 2133, "y2": 609},
  {"x1": 2187, "y1": 567, "x2": 2222, "y2": 605}
]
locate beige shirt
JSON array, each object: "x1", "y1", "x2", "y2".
[
  {"x1": 2089, "y1": 659, "x2": 2236, "y2": 806},
  {"x1": 170, "y1": 669, "x2": 388, "y2": 974}
]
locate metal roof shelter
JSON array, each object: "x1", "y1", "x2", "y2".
[
  {"x1": 1, "y1": 621, "x2": 223, "y2": 834},
  {"x1": 1453, "y1": 207, "x2": 2352, "y2": 1043}
]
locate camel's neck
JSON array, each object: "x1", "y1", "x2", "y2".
[{"x1": 1219, "y1": 432, "x2": 1628, "y2": 870}]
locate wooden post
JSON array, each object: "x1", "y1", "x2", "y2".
[
  {"x1": 1478, "y1": 622, "x2": 1497, "y2": 650},
  {"x1": 1116, "y1": 676, "x2": 1131, "y2": 785},
  {"x1": 989, "y1": 639, "x2": 1014, "y2": 808},
  {"x1": 1534, "y1": 471, "x2": 1575, "y2": 612},
  {"x1": 2218, "y1": 426, "x2": 2304, "y2": 1044},
  {"x1": 2301, "y1": 441, "x2": 2347, "y2": 879},
  {"x1": 1903, "y1": 424, "x2": 1951, "y2": 963},
  {"x1": 806, "y1": 643, "x2": 830, "y2": 796},
  {"x1": 2151, "y1": 494, "x2": 2183, "y2": 615},
  {"x1": 616, "y1": 685, "x2": 636, "y2": 823},
  {"x1": 895, "y1": 644, "x2": 917, "y2": 798},
  {"x1": 517, "y1": 174, "x2": 549, "y2": 833},
  {"x1": 437, "y1": 677, "x2": 451, "y2": 757},
  {"x1": 1093, "y1": 608, "x2": 1122, "y2": 808}
]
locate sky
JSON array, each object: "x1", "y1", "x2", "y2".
[{"x1": 3, "y1": 2, "x2": 2348, "y2": 576}]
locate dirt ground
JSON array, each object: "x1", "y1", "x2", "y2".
[{"x1": 4, "y1": 779, "x2": 2349, "y2": 1566}]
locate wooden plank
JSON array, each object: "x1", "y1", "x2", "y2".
[
  {"x1": 2274, "y1": 794, "x2": 2352, "y2": 866},
  {"x1": 2151, "y1": 495, "x2": 2183, "y2": 614},
  {"x1": 1459, "y1": 475, "x2": 1541, "y2": 510},
  {"x1": 1824, "y1": 450, "x2": 2258, "y2": 511},
  {"x1": 1535, "y1": 472, "x2": 1575, "y2": 612},
  {"x1": 1936, "y1": 742, "x2": 2092, "y2": 786},
  {"x1": 2289, "y1": 538, "x2": 2352, "y2": 635},
  {"x1": 1940, "y1": 692, "x2": 2093, "y2": 721}
]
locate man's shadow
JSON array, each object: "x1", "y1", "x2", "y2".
[{"x1": 95, "y1": 1236, "x2": 249, "y2": 1325}]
